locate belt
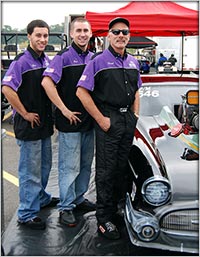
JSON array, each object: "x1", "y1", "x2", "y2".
[{"x1": 98, "y1": 103, "x2": 130, "y2": 113}]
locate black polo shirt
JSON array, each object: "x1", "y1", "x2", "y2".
[
  {"x1": 77, "y1": 45, "x2": 142, "y2": 109},
  {"x1": 2, "y1": 45, "x2": 54, "y2": 141},
  {"x1": 43, "y1": 42, "x2": 94, "y2": 132}
]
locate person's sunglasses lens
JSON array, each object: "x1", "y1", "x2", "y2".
[{"x1": 111, "y1": 29, "x2": 129, "y2": 35}]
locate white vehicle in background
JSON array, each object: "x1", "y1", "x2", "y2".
[{"x1": 158, "y1": 61, "x2": 178, "y2": 74}]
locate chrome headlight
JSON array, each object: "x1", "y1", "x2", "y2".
[{"x1": 141, "y1": 176, "x2": 171, "y2": 206}]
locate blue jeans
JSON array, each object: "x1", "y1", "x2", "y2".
[
  {"x1": 17, "y1": 137, "x2": 52, "y2": 222},
  {"x1": 58, "y1": 130, "x2": 94, "y2": 211}
]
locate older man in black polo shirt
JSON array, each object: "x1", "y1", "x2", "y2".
[{"x1": 76, "y1": 17, "x2": 141, "y2": 239}]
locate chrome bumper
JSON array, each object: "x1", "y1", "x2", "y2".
[{"x1": 124, "y1": 193, "x2": 199, "y2": 254}]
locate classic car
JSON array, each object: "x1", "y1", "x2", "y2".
[{"x1": 124, "y1": 75, "x2": 199, "y2": 254}]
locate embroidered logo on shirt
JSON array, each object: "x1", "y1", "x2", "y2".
[
  {"x1": 80, "y1": 75, "x2": 87, "y2": 81},
  {"x1": 3, "y1": 75, "x2": 12, "y2": 82},
  {"x1": 129, "y1": 61, "x2": 137, "y2": 68},
  {"x1": 45, "y1": 67, "x2": 54, "y2": 73},
  {"x1": 45, "y1": 60, "x2": 50, "y2": 66}
]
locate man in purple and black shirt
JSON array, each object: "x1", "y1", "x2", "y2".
[
  {"x1": 76, "y1": 17, "x2": 142, "y2": 240},
  {"x1": 42, "y1": 17, "x2": 96, "y2": 227},
  {"x1": 1, "y1": 20, "x2": 59, "y2": 230}
]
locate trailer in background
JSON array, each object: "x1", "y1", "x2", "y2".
[
  {"x1": 152, "y1": 36, "x2": 198, "y2": 73},
  {"x1": 182, "y1": 36, "x2": 198, "y2": 73}
]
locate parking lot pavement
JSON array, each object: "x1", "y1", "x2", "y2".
[{"x1": 1, "y1": 115, "x2": 96, "y2": 232}]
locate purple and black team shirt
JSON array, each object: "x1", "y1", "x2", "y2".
[
  {"x1": 43, "y1": 42, "x2": 94, "y2": 133},
  {"x1": 77, "y1": 45, "x2": 142, "y2": 109},
  {"x1": 1, "y1": 45, "x2": 53, "y2": 141}
]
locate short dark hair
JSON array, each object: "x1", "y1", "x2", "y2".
[
  {"x1": 70, "y1": 17, "x2": 91, "y2": 31},
  {"x1": 27, "y1": 19, "x2": 50, "y2": 35}
]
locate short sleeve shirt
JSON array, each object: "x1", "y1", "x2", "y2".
[
  {"x1": 77, "y1": 45, "x2": 142, "y2": 109},
  {"x1": 43, "y1": 42, "x2": 94, "y2": 132},
  {"x1": 1, "y1": 45, "x2": 53, "y2": 141}
]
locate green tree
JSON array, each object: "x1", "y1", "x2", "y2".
[
  {"x1": 2, "y1": 25, "x2": 18, "y2": 32},
  {"x1": 1, "y1": 23, "x2": 66, "y2": 52}
]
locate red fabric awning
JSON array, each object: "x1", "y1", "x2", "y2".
[{"x1": 85, "y1": 1, "x2": 198, "y2": 37}]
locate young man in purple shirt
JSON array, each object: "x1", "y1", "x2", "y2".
[
  {"x1": 2, "y1": 19, "x2": 59, "y2": 230},
  {"x1": 76, "y1": 17, "x2": 141, "y2": 239},
  {"x1": 42, "y1": 17, "x2": 96, "y2": 227}
]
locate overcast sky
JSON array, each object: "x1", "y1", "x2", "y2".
[{"x1": 1, "y1": 1, "x2": 198, "y2": 30}]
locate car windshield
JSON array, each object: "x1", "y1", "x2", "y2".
[{"x1": 139, "y1": 81, "x2": 198, "y2": 116}]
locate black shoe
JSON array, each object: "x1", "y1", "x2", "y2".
[
  {"x1": 76, "y1": 199, "x2": 96, "y2": 212},
  {"x1": 18, "y1": 217, "x2": 46, "y2": 230},
  {"x1": 98, "y1": 221, "x2": 120, "y2": 240},
  {"x1": 59, "y1": 210, "x2": 77, "y2": 227},
  {"x1": 41, "y1": 197, "x2": 60, "y2": 208}
]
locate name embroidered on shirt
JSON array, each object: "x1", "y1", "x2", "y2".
[
  {"x1": 3, "y1": 76, "x2": 12, "y2": 82},
  {"x1": 44, "y1": 60, "x2": 50, "y2": 66},
  {"x1": 45, "y1": 67, "x2": 54, "y2": 73},
  {"x1": 80, "y1": 75, "x2": 87, "y2": 81}
]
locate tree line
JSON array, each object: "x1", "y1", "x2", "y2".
[{"x1": 2, "y1": 23, "x2": 65, "y2": 45}]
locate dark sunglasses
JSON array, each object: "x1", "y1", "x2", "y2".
[{"x1": 109, "y1": 29, "x2": 130, "y2": 35}]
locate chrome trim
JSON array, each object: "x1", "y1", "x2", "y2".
[
  {"x1": 160, "y1": 209, "x2": 199, "y2": 231},
  {"x1": 128, "y1": 159, "x2": 138, "y2": 178},
  {"x1": 161, "y1": 229, "x2": 198, "y2": 237},
  {"x1": 141, "y1": 176, "x2": 171, "y2": 206},
  {"x1": 191, "y1": 219, "x2": 199, "y2": 225},
  {"x1": 124, "y1": 193, "x2": 199, "y2": 254},
  {"x1": 125, "y1": 193, "x2": 160, "y2": 242}
]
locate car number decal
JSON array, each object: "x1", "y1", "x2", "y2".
[{"x1": 139, "y1": 87, "x2": 159, "y2": 97}]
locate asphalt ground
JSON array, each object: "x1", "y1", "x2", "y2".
[
  {"x1": 1, "y1": 108, "x2": 19, "y2": 232},
  {"x1": 1, "y1": 107, "x2": 95, "y2": 232}
]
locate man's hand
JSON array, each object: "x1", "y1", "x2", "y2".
[
  {"x1": 98, "y1": 116, "x2": 111, "y2": 132},
  {"x1": 61, "y1": 108, "x2": 82, "y2": 125},
  {"x1": 24, "y1": 113, "x2": 40, "y2": 129}
]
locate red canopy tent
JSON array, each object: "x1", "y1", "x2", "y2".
[{"x1": 85, "y1": 1, "x2": 198, "y2": 37}]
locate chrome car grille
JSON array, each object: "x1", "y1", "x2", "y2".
[{"x1": 160, "y1": 209, "x2": 199, "y2": 232}]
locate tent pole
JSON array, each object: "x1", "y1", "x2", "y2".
[{"x1": 181, "y1": 32, "x2": 185, "y2": 76}]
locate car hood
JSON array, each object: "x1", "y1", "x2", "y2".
[{"x1": 138, "y1": 106, "x2": 198, "y2": 201}]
